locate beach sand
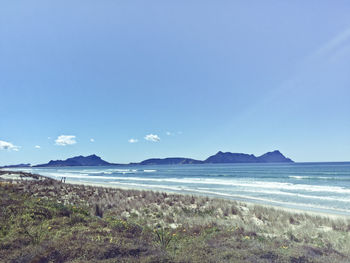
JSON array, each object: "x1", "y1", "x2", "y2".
[
  {"x1": 1, "y1": 170, "x2": 349, "y2": 221},
  {"x1": 1, "y1": 170, "x2": 350, "y2": 262}
]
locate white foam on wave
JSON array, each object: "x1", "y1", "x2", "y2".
[
  {"x1": 103, "y1": 177, "x2": 350, "y2": 194},
  {"x1": 105, "y1": 181, "x2": 350, "y2": 214},
  {"x1": 33, "y1": 172, "x2": 350, "y2": 212},
  {"x1": 11, "y1": 167, "x2": 350, "y2": 215},
  {"x1": 185, "y1": 188, "x2": 350, "y2": 214},
  {"x1": 60, "y1": 174, "x2": 350, "y2": 203},
  {"x1": 58, "y1": 168, "x2": 138, "y2": 175},
  {"x1": 177, "y1": 178, "x2": 350, "y2": 194},
  {"x1": 42, "y1": 172, "x2": 133, "y2": 180},
  {"x1": 57, "y1": 169, "x2": 85, "y2": 173},
  {"x1": 288, "y1": 175, "x2": 350, "y2": 180},
  {"x1": 109, "y1": 181, "x2": 184, "y2": 192},
  {"x1": 143, "y1": 170, "x2": 157, "y2": 173},
  {"x1": 35, "y1": 171, "x2": 350, "y2": 195},
  {"x1": 285, "y1": 171, "x2": 346, "y2": 175},
  {"x1": 195, "y1": 187, "x2": 350, "y2": 203},
  {"x1": 43, "y1": 172, "x2": 90, "y2": 178},
  {"x1": 289, "y1": 176, "x2": 304, "y2": 180},
  {"x1": 237, "y1": 189, "x2": 350, "y2": 203}
]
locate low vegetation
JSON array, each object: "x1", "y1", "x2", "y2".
[{"x1": 0, "y1": 171, "x2": 350, "y2": 262}]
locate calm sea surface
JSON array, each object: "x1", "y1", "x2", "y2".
[{"x1": 13, "y1": 163, "x2": 350, "y2": 216}]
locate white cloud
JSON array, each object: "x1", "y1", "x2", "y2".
[
  {"x1": 128, "y1": 138, "x2": 138, "y2": 143},
  {"x1": 0, "y1": 140, "x2": 20, "y2": 151},
  {"x1": 34, "y1": 145, "x2": 41, "y2": 149},
  {"x1": 55, "y1": 135, "x2": 77, "y2": 146},
  {"x1": 144, "y1": 134, "x2": 160, "y2": 142},
  {"x1": 90, "y1": 138, "x2": 95, "y2": 142},
  {"x1": 166, "y1": 131, "x2": 182, "y2": 136}
]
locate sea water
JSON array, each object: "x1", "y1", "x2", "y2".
[{"x1": 12, "y1": 162, "x2": 350, "y2": 216}]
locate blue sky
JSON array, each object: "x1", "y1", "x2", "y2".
[{"x1": 1, "y1": 1, "x2": 350, "y2": 165}]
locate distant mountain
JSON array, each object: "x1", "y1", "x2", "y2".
[
  {"x1": 34, "y1": 155, "x2": 117, "y2": 167},
  {"x1": 257, "y1": 150, "x2": 293, "y2": 163},
  {"x1": 139, "y1": 157, "x2": 203, "y2": 165},
  {"x1": 0, "y1": 163, "x2": 31, "y2": 169},
  {"x1": 16, "y1": 150, "x2": 293, "y2": 168},
  {"x1": 136, "y1": 150, "x2": 293, "y2": 165},
  {"x1": 204, "y1": 151, "x2": 258, "y2": 163},
  {"x1": 204, "y1": 150, "x2": 293, "y2": 163}
]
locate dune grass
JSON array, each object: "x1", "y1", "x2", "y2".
[{"x1": 0, "y1": 172, "x2": 350, "y2": 262}]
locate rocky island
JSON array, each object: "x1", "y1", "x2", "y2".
[{"x1": 24, "y1": 150, "x2": 293, "y2": 168}]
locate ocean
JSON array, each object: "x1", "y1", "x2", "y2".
[{"x1": 12, "y1": 162, "x2": 350, "y2": 216}]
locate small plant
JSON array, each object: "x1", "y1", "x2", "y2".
[
  {"x1": 20, "y1": 222, "x2": 46, "y2": 245},
  {"x1": 154, "y1": 227, "x2": 174, "y2": 250},
  {"x1": 108, "y1": 218, "x2": 129, "y2": 232},
  {"x1": 69, "y1": 213, "x2": 86, "y2": 225},
  {"x1": 107, "y1": 217, "x2": 142, "y2": 236},
  {"x1": 231, "y1": 205, "x2": 240, "y2": 215}
]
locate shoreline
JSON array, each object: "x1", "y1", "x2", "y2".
[
  {"x1": 1, "y1": 170, "x2": 350, "y2": 262},
  {"x1": 1, "y1": 170, "x2": 349, "y2": 219},
  {"x1": 67, "y1": 178, "x2": 350, "y2": 219},
  {"x1": 5, "y1": 165, "x2": 350, "y2": 218}
]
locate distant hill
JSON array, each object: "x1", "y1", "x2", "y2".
[
  {"x1": 20, "y1": 150, "x2": 293, "y2": 168},
  {"x1": 258, "y1": 150, "x2": 293, "y2": 163},
  {"x1": 0, "y1": 163, "x2": 31, "y2": 169},
  {"x1": 204, "y1": 150, "x2": 293, "y2": 164},
  {"x1": 34, "y1": 155, "x2": 117, "y2": 167},
  {"x1": 204, "y1": 151, "x2": 258, "y2": 163},
  {"x1": 139, "y1": 158, "x2": 203, "y2": 165}
]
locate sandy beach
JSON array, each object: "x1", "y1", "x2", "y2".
[
  {"x1": 1, "y1": 170, "x2": 350, "y2": 262},
  {"x1": 46, "y1": 176, "x2": 350, "y2": 220},
  {"x1": 2, "y1": 1, "x2": 349, "y2": 262},
  {"x1": 2, "y1": 170, "x2": 348, "y2": 220}
]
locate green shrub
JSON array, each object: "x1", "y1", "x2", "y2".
[
  {"x1": 154, "y1": 227, "x2": 175, "y2": 250},
  {"x1": 69, "y1": 214, "x2": 87, "y2": 225}
]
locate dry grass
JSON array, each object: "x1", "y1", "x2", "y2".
[{"x1": 1, "y1": 171, "x2": 350, "y2": 262}]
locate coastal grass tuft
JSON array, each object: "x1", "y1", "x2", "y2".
[{"x1": 1, "y1": 172, "x2": 350, "y2": 262}]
